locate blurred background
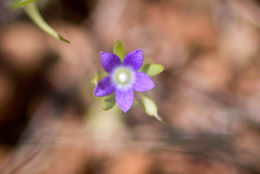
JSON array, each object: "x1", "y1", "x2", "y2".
[{"x1": 1, "y1": 0, "x2": 260, "y2": 173}]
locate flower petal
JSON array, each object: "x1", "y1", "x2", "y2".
[
  {"x1": 94, "y1": 76, "x2": 115, "y2": 97},
  {"x1": 101, "y1": 52, "x2": 121, "y2": 73},
  {"x1": 133, "y1": 72, "x2": 155, "y2": 92},
  {"x1": 123, "y1": 49, "x2": 143, "y2": 71},
  {"x1": 115, "y1": 89, "x2": 134, "y2": 112}
]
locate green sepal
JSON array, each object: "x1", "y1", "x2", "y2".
[
  {"x1": 113, "y1": 40, "x2": 125, "y2": 61},
  {"x1": 91, "y1": 70, "x2": 107, "y2": 85},
  {"x1": 11, "y1": 0, "x2": 36, "y2": 9},
  {"x1": 103, "y1": 94, "x2": 116, "y2": 110},
  {"x1": 23, "y1": 2, "x2": 70, "y2": 43},
  {"x1": 140, "y1": 63, "x2": 164, "y2": 76},
  {"x1": 141, "y1": 95, "x2": 163, "y2": 122}
]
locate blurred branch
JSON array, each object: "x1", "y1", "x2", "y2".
[{"x1": 231, "y1": 0, "x2": 260, "y2": 28}]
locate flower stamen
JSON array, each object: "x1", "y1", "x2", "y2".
[
  {"x1": 118, "y1": 73, "x2": 128, "y2": 83},
  {"x1": 112, "y1": 66, "x2": 135, "y2": 90}
]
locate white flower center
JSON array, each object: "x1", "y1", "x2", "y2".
[
  {"x1": 118, "y1": 73, "x2": 128, "y2": 83},
  {"x1": 112, "y1": 66, "x2": 135, "y2": 90}
]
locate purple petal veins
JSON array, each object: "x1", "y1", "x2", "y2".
[
  {"x1": 94, "y1": 76, "x2": 115, "y2": 97},
  {"x1": 123, "y1": 49, "x2": 143, "y2": 71},
  {"x1": 115, "y1": 89, "x2": 134, "y2": 112},
  {"x1": 101, "y1": 52, "x2": 121, "y2": 73},
  {"x1": 133, "y1": 72, "x2": 155, "y2": 92}
]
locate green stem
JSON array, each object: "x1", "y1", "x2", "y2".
[{"x1": 23, "y1": 2, "x2": 70, "y2": 43}]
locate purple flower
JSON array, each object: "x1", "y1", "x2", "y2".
[{"x1": 94, "y1": 49, "x2": 155, "y2": 112}]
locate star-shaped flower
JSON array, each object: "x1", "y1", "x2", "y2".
[{"x1": 94, "y1": 49, "x2": 155, "y2": 112}]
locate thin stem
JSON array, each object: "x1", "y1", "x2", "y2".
[{"x1": 23, "y1": 2, "x2": 70, "y2": 43}]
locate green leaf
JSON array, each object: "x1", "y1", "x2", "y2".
[
  {"x1": 11, "y1": 0, "x2": 36, "y2": 9},
  {"x1": 23, "y1": 2, "x2": 70, "y2": 43},
  {"x1": 113, "y1": 40, "x2": 125, "y2": 61},
  {"x1": 91, "y1": 70, "x2": 107, "y2": 85},
  {"x1": 103, "y1": 94, "x2": 116, "y2": 110},
  {"x1": 140, "y1": 64, "x2": 164, "y2": 76},
  {"x1": 139, "y1": 62, "x2": 148, "y2": 72},
  {"x1": 141, "y1": 96, "x2": 163, "y2": 122},
  {"x1": 91, "y1": 74, "x2": 99, "y2": 85}
]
